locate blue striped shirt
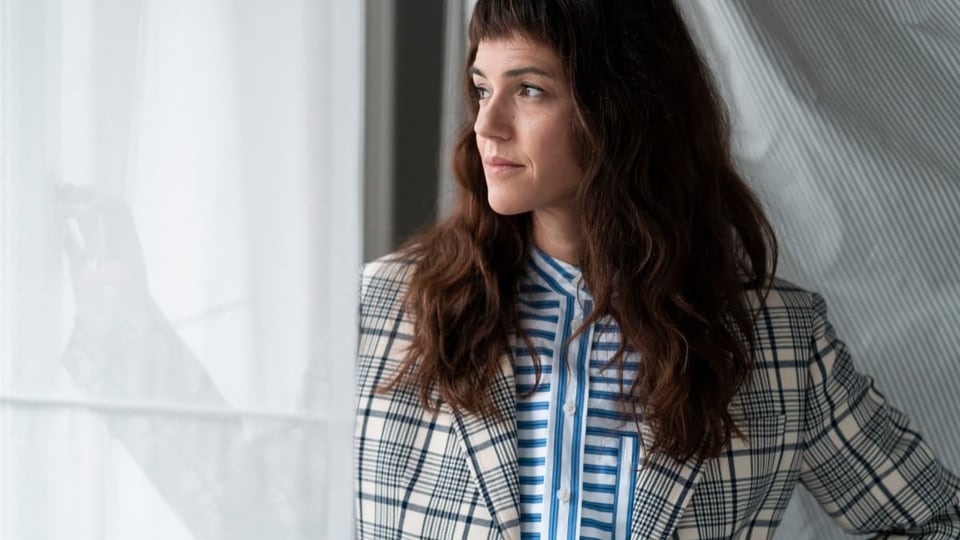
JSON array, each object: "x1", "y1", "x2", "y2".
[{"x1": 514, "y1": 247, "x2": 642, "y2": 540}]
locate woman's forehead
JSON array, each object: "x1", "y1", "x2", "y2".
[{"x1": 473, "y1": 36, "x2": 562, "y2": 73}]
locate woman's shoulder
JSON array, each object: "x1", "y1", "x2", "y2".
[
  {"x1": 359, "y1": 250, "x2": 419, "y2": 313},
  {"x1": 362, "y1": 250, "x2": 417, "y2": 281},
  {"x1": 748, "y1": 277, "x2": 820, "y2": 312},
  {"x1": 746, "y1": 277, "x2": 838, "y2": 344}
]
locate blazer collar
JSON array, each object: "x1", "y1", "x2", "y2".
[{"x1": 451, "y1": 352, "x2": 522, "y2": 540}]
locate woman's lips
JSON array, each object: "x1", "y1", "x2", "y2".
[{"x1": 483, "y1": 157, "x2": 523, "y2": 175}]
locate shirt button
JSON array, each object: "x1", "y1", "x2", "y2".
[
  {"x1": 562, "y1": 401, "x2": 576, "y2": 415},
  {"x1": 557, "y1": 488, "x2": 571, "y2": 503}
]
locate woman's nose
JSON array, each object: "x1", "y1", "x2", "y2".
[{"x1": 474, "y1": 97, "x2": 512, "y2": 141}]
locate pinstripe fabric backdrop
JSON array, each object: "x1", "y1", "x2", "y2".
[{"x1": 678, "y1": 1, "x2": 960, "y2": 537}]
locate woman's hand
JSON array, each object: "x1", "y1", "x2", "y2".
[{"x1": 57, "y1": 184, "x2": 149, "y2": 321}]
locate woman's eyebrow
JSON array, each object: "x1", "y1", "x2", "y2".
[{"x1": 469, "y1": 66, "x2": 555, "y2": 79}]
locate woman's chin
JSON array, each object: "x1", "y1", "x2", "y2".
[{"x1": 486, "y1": 196, "x2": 530, "y2": 216}]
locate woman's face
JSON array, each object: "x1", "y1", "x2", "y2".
[{"x1": 471, "y1": 35, "x2": 582, "y2": 218}]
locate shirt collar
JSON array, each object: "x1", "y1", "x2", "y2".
[{"x1": 523, "y1": 245, "x2": 587, "y2": 299}]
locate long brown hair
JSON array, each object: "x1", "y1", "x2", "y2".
[{"x1": 383, "y1": 0, "x2": 777, "y2": 461}]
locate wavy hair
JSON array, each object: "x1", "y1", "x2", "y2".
[{"x1": 382, "y1": 0, "x2": 777, "y2": 461}]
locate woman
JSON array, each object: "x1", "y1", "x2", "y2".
[{"x1": 355, "y1": 0, "x2": 960, "y2": 538}]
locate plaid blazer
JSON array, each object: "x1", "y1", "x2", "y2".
[{"x1": 355, "y1": 256, "x2": 960, "y2": 539}]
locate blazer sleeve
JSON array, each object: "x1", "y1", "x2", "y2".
[{"x1": 798, "y1": 292, "x2": 960, "y2": 538}]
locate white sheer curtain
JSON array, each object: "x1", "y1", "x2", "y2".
[{"x1": 0, "y1": 0, "x2": 360, "y2": 538}]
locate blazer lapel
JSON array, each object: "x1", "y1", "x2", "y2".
[
  {"x1": 629, "y1": 432, "x2": 706, "y2": 540},
  {"x1": 451, "y1": 352, "x2": 521, "y2": 540}
]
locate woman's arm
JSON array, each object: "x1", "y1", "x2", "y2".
[
  {"x1": 59, "y1": 186, "x2": 325, "y2": 539},
  {"x1": 799, "y1": 292, "x2": 960, "y2": 537}
]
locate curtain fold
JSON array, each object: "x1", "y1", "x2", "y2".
[{"x1": 679, "y1": 2, "x2": 960, "y2": 537}]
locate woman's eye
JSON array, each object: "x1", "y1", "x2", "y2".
[
  {"x1": 520, "y1": 84, "x2": 544, "y2": 97},
  {"x1": 473, "y1": 85, "x2": 490, "y2": 99}
]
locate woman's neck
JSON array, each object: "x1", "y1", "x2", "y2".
[{"x1": 531, "y1": 208, "x2": 582, "y2": 266}]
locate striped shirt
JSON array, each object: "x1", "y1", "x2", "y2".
[{"x1": 514, "y1": 247, "x2": 642, "y2": 540}]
